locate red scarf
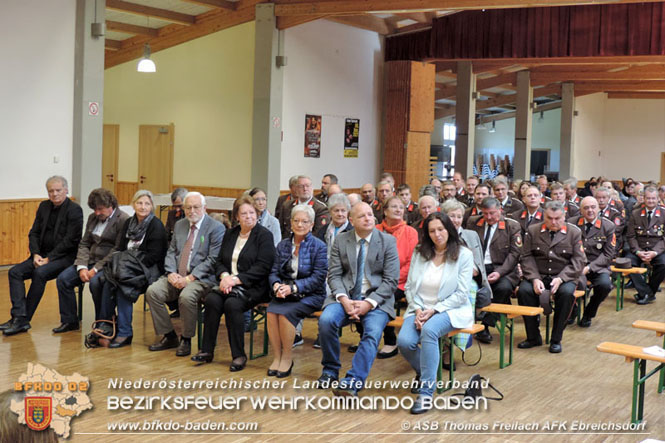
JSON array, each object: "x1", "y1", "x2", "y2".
[{"x1": 378, "y1": 220, "x2": 406, "y2": 238}]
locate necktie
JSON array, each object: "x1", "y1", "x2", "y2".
[
  {"x1": 527, "y1": 215, "x2": 534, "y2": 227},
  {"x1": 483, "y1": 225, "x2": 493, "y2": 254},
  {"x1": 352, "y1": 239, "x2": 366, "y2": 300},
  {"x1": 178, "y1": 224, "x2": 197, "y2": 276},
  {"x1": 549, "y1": 230, "x2": 556, "y2": 242},
  {"x1": 647, "y1": 211, "x2": 653, "y2": 225},
  {"x1": 585, "y1": 222, "x2": 592, "y2": 235}
]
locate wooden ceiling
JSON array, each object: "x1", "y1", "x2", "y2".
[{"x1": 103, "y1": 0, "x2": 665, "y2": 119}]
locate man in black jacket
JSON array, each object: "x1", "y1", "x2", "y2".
[{"x1": 2, "y1": 176, "x2": 83, "y2": 336}]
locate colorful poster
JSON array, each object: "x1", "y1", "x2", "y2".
[
  {"x1": 304, "y1": 114, "x2": 321, "y2": 158},
  {"x1": 343, "y1": 118, "x2": 359, "y2": 158}
]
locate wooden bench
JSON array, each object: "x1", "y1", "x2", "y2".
[
  {"x1": 632, "y1": 320, "x2": 665, "y2": 394},
  {"x1": 596, "y1": 341, "x2": 665, "y2": 424},
  {"x1": 610, "y1": 266, "x2": 647, "y2": 311},
  {"x1": 436, "y1": 323, "x2": 484, "y2": 394},
  {"x1": 480, "y1": 304, "x2": 543, "y2": 369},
  {"x1": 544, "y1": 290, "x2": 586, "y2": 344}
]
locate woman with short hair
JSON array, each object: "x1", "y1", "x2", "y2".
[{"x1": 249, "y1": 187, "x2": 281, "y2": 246}]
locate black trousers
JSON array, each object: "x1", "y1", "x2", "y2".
[
  {"x1": 517, "y1": 278, "x2": 576, "y2": 344},
  {"x1": 624, "y1": 251, "x2": 665, "y2": 298},
  {"x1": 482, "y1": 265, "x2": 515, "y2": 327},
  {"x1": 8, "y1": 257, "x2": 71, "y2": 321},
  {"x1": 584, "y1": 272, "x2": 612, "y2": 319},
  {"x1": 201, "y1": 289, "x2": 253, "y2": 359}
]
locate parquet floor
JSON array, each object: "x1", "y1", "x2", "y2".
[{"x1": 0, "y1": 270, "x2": 662, "y2": 442}]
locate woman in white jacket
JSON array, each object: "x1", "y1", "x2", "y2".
[{"x1": 397, "y1": 212, "x2": 474, "y2": 414}]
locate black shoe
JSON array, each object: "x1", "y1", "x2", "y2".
[
  {"x1": 3, "y1": 319, "x2": 31, "y2": 336},
  {"x1": 636, "y1": 295, "x2": 656, "y2": 305},
  {"x1": 313, "y1": 336, "x2": 321, "y2": 349},
  {"x1": 332, "y1": 387, "x2": 357, "y2": 397},
  {"x1": 475, "y1": 327, "x2": 493, "y2": 344},
  {"x1": 410, "y1": 395, "x2": 431, "y2": 414},
  {"x1": 230, "y1": 356, "x2": 247, "y2": 372},
  {"x1": 411, "y1": 374, "x2": 420, "y2": 394},
  {"x1": 169, "y1": 309, "x2": 180, "y2": 318},
  {"x1": 517, "y1": 339, "x2": 543, "y2": 349},
  {"x1": 52, "y1": 322, "x2": 79, "y2": 333},
  {"x1": 109, "y1": 336, "x2": 133, "y2": 348},
  {"x1": 347, "y1": 345, "x2": 358, "y2": 353},
  {"x1": 267, "y1": 368, "x2": 278, "y2": 377},
  {"x1": 175, "y1": 339, "x2": 191, "y2": 357},
  {"x1": 579, "y1": 316, "x2": 592, "y2": 328},
  {"x1": 149, "y1": 335, "x2": 179, "y2": 351},
  {"x1": 191, "y1": 352, "x2": 214, "y2": 363},
  {"x1": 0, "y1": 318, "x2": 14, "y2": 331},
  {"x1": 442, "y1": 361, "x2": 456, "y2": 371},
  {"x1": 549, "y1": 342, "x2": 562, "y2": 353},
  {"x1": 276, "y1": 361, "x2": 294, "y2": 378},
  {"x1": 377, "y1": 347, "x2": 399, "y2": 359},
  {"x1": 316, "y1": 373, "x2": 338, "y2": 389},
  {"x1": 292, "y1": 335, "x2": 304, "y2": 348}
]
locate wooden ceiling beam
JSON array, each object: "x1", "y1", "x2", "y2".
[
  {"x1": 574, "y1": 80, "x2": 665, "y2": 91},
  {"x1": 277, "y1": 14, "x2": 327, "y2": 29},
  {"x1": 106, "y1": 0, "x2": 196, "y2": 25},
  {"x1": 475, "y1": 101, "x2": 562, "y2": 124},
  {"x1": 435, "y1": 83, "x2": 456, "y2": 100},
  {"x1": 181, "y1": 0, "x2": 237, "y2": 10},
  {"x1": 426, "y1": 56, "x2": 665, "y2": 65},
  {"x1": 395, "y1": 12, "x2": 430, "y2": 23},
  {"x1": 476, "y1": 72, "x2": 517, "y2": 90},
  {"x1": 106, "y1": 20, "x2": 159, "y2": 37},
  {"x1": 105, "y1": 39, "x2": 123, "y2": 51},
  {"x1": 608, "y1": 92, "x2": 665, "y2": 99},
  {"x1": 326, "y1": 14, "x2": 393, "y2": 35},
  {"x1": 531, "y1": 66, "x2": 665, "y2": 85}
]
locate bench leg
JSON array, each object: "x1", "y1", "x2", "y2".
[
  {"x1": 615, "y1": 273, "x2": 624, "y2": 312},
  {"x1": 436, "y1": 336, "x2": 455, "y2": 394},
  {"x1": 197, "y1": 305, "x2": 204, "y2": 351},
  {"x1": 249, "y1": 307, "x2": 268, "y2": 360},
  {"x1": 496, "y1": 314, "x2": 513, "y2": 369},
  {"x1": 77, "y1": 285, "x2": 83, "y2": 322},
  {"x1": 545, "y1": 314, "x2": 550, "y2": 345},
  {"x1": 659, "y1": 364, "x2": 664, "y2": 394},
  {"x1": 631, "y1": 359, "x2": 648, "y2": 424},
  {"x1": 508, "y1": 318, "x2": 514, "y2": 367}
]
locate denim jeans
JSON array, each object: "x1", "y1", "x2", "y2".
[
  {"x1": 56, "y1": 265, "x2": 105, "y2": 323},
  {"x1": 319, "y1": 302, "x2": 389, "y2": 392},
  {"x1": 397, "y1": 312, "x2": 454, "y2": 397},
  {"x1": 99, "y1": 280, "x2": 135, "y2": 337}
]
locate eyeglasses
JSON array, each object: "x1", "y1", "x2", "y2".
[
  {"x1": 292, "y1": 219, "x2": 312, "y2": 226},
  {"x1": 183, "y1": 205, "x2": 203, "y2": 211}
]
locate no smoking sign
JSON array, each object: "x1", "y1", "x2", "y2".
[{"x1": 88, "y1": 102, "x2": 99, "y2": 116}]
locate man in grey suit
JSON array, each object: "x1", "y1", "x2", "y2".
[
  {"x1": 317, "y1": 202, "x2": 400, "y2": 396},
  {"x1": 54, "y1": 188, "x2": 128, "y2": 333},
  {"x1": 146, "y1": 192, "x2": 225, "y2": 357}
]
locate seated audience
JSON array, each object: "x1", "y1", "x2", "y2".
[
  {"x1": 510, "y1": 185, "x2": 544, "y2": 235},
  {"x1": 462, "y1": 183, "x2": 491, "y2": 227},
  {"x1": 493, "y1": 178, "x2": 524, "y2": 214},
  {"x1": 550, "y1": 182, "x2": 580, "y2": 218},
  {"x1": 397, "y1": 212, "x2": 474, "y2": 414},
  {"x1": 165, "y1": 187, "x2": 188, "y2": 243},
  {"x1": 373, "y1": 180, "x2": 394, "y2": 223},
  {"x1": 316, "y1": 173, "x2": 338, "y2": 204},
  {"x1": 249, "y1": 187, "x2": 281, "y2": 246},
  {"x1": 2, "y1": 176, "x2": 83, "y2": 336},
  {"x1": 54, "y1": 188, "x2": 128, "y2": 333},
  {"x1": 410, "y1": 195, "x2": 439, "y2": 234},
  {"x1": 397, "y1": 184, "x2": 419, "y2": 225},
  {"x1": 563, "y1": 178, "x2": 581, "y2": 205},
  {"x1": 267, "y1": 205, "x2": 327, "y2": 378},
  {"x1": 192, "y1": 196, "x2": 275, "y2": 370},
  {"x1": 279, "y1": 175, "x2": 329, "y2": 239},
  {"x1": 274, "y1": 176, "x2": 299, "y2": 222}
]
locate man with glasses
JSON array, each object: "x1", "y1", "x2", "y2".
[
  {"x1": 146, "y1": 192, "x2": 226, "y2": 357},
  {"x1": 279, "y1": 175, "x2": 329, "y2": 238}
]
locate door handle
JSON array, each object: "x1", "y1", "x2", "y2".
[
  {"x1": 140, "y1": 175, "x2": 146, "y2": 183},
  {"x1": 105, "y1": 174, "x2": 114, "y2": 182}
]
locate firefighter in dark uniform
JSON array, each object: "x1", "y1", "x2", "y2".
[
  {"x1": 595, "y1": 186, "x2": 625, "y2": 255},
  {"x1": 315, "y1": 173, "x2": 337, "y2": 205},
  {"x1": 509, "y1": 185, "x2": 544, "y2": 235},
  {"x1": 517, "y1": 200, "x2": 586, "y2": 353},
  {"x1": 463, "y1": 183, "x2": 491, "y2": 228},
  {"x1": 467, "y1": 197, "x2": 522, "y2": 343},
  {"x1": 493, "y1": 178, "x2": 524, "y2": 215},
  {"x1": 274, "y1": 176, "x2": 299, "y2": 223},
  {"x1": 373, "y1": 181, "x2": 393, "y2": 224},
  {"x1": 397, "y1": 184, "x2": 419, "y2": 225},
  {"x1": 568, "y1": 197, "x2": 616, "y2": 327},
  {"x1": 625, "y1": 185, "x2": 665, "y2": 305},
  {"x1": 550, "y1": 182, "x2": 580, "y2": 219},
  {"x1": 278, "y1": 175, "x2": 329, "y2": 238}
]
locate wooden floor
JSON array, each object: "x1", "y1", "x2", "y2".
[{"x1": 0, "y1": 270, "x2": 663, "y2": 442}]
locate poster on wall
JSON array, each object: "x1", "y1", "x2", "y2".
[
  {"x1": 304, "y1": 114, "x2": 322, "y2": 158},
  {"x1": 343, "y1": 118, "x2": 360, "y2": 158}
]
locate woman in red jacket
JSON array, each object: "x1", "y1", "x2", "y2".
[{"x1": 376, "y1": 195, "x2": 419, "y2": 358}]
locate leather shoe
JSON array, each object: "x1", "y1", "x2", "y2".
[
  {"x1": 175, "y1": 339, "x2": 191, "y2": 357},
  {"x1": 229, "y1": 356, "x2": 247, "y2": 372},
  {"x1": 149, "y1": 335, "x2": 179, "y2": 351},
  {"x1": 474, "y1": 327, "x2": 493, "y2": 344},
  {"x1": 377, "y1": 347, "x2": 399, "y2": 359},
  {"x1": 549, "y1": 342, "x2": 562, "y2": 353},
  {"x1": 276, "y1": 361, "x2": 294, "y2": 378},
  {"x1": 410, "y1": 395, "x2": 431, "y2": 415},
  {"x1": 411, "y1": 374, "x2": 421, "y2": 394},
  {"x1": 267, "y1": 368, "x2": 278, "y2": 376},
  {"x1": 332, "y1": 387, "x2": 357, "y2": 397},
  {"x1": 109, "y1": 336, "x2": 133, "y2": 348},
  {"x1": 191, "y1": 352, "x2": 214, "y2": 363},
  {"x1": 579, "y1": 316, "x2": 592, "y2": 328},
  {"x1": 636, "y1": 295, "x2": 656, "y2": 305},
  {"x1": 442, "y1": 361, "x2": 456, "y2": 371},
  {"x1": 316, "y1": 373, "x2": 338, "y2": 389},
  {"x1": 52, "y1": 322, "x2": 79, "y2": 333},
  {"x1": 347, "y1": 345, "x2": 358, "y2": 353},
  {"x1": 0, "y1": 318, "x2": 14, "y2": 330},
  {"x1": 517, "y1": 339, "x2": 542, "y2": 349},
  {"x1": 3, "y1": 319, "x2": 31, "y2": 336}
]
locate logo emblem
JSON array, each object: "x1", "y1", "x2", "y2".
[{"x1": 25, "y1": 397, "x2": 52, "y2": 431}]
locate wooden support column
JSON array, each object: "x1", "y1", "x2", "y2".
[
  {"x1": 513, "y1": 71, "x2": 533, "y2": 180},
  {"x1": 455, "y1": 61, "x2": 476, "y2": 179},
  {"x1": 384, "y1": 61, "x2": 435, "y2": 194},
  {"x1": 560, "y1": 82, "x2": 575, "y2": 181}
]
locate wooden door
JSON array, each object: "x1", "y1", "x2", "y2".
[
  {"x1": 138, "y1": 124, "x2": 174, "y2": 194},
  {"x1": 102, "y1": 124, "x2": 119, "y2": 193}
]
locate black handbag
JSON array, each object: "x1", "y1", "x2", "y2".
[
  {"x1": 462, "y1": 374, "x2": 504, "y2": 401},
  {"x1": 227, "y1": 285, "x2": 248, "y2": 302},
  {"x1": 272, "y1": 279, "x2": 304, "y2": 302}
]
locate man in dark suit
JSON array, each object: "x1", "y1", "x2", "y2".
[
  {"x1": 317, "y1": 202, "x2": 399, "y2": 396},
  {"x1": 315, "y1": 173, "x2": 338, "y2": 205},
  {"x1": 550, "y1": 182, "x2": 580, "y2": 219},
  {"x1": 467, "y1": 197, "x2": 522, "y2": 343},
  {"x1": 2, "y1": 176, "x2": 83, "y2": 336},
  {"x1": 509, "y1": 185, "x2": 544, "y2": 235},
  {"x1": 568, "y1": 197, "x2": 615, "y2": 327},
  {"x1": 279, "y1": 175, "x2": 329, "y2": 239},
  {"x1": 146, "y1": 192, "x2": 225, "y2": 357},
  {"x1": 625, "y1": 185, "x2": 665, "y2": 305},
  {"x1": 517, "y1": 201, "x2": 586, "y2": 353},
  {"x1": 53, "y1": 188, "x2": 128, "y2": 333},
  {"x1": 493, "y1": 178, "x2": 524, "y2": 215},
  {"x1": 595, "y1": 186, "x2": 625, "y2": 254},
  {"x1": 462, "y1": 183, "x2": 491, "y2": 228}
]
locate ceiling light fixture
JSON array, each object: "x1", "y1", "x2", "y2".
[
  {"x1": 137, "y1": 44, "x2": 156, "y2": 73},
  {"x1": 538, "y1": 111, "x2": 544, "y2": 122},
  {"x1": 489, "y1": 121, "x2": 496, "y2": 133}
]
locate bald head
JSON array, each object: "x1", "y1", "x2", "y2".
[
  {"x1": 360, "y1": 183, "x2": 375, "y2": 203},
  {"x1": 580, "y1": 196, "x2": 599, "y2": 222},
  {"x1": 350, "y1": 202, "x2": 375, "y2": 236}
]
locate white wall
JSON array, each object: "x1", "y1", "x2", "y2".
[
  {"x1": 282, "y1": 20, "x2": 384, "y2": 189},
  {"x1": 572, "y1": 93, "x2": 605, "y2": 180},
  {"x1": 0, "y1": 0, "x2": 76, "y2": 199}
]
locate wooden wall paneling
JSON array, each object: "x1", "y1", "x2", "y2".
[
  {"x1": 405, "y1": 132, "x2": 432, "y2": 194},
  {"x1": 116, "y1": 181, "x2": 139, "y2": 205},
  {"x1": 408, "y1": 62, "x2": 436, "y2": 133},
  {"x1": 0, "y1": 199, "x2": 42, "y2": 266},
  {"x1": 384, "y1": 61, "x2": 410, "y2": 186}
]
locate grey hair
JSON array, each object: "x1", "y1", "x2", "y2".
[
  {"x1": 419, "y1": 184, "x2": 438, "y2": 198},
  {"x1": 441, "y1": 199, "x2": 465, "y2": 214},
  {"x1": 288, "y1": 176, "x2": 300, "y2": 187},
  {"x1": 563, "y1": 177, "x2": 578, "y2": 188},
  {"x1": 296, "y1": 175, "x2": 312, "y2": 183},
  {"x1": 595, "y1": 186, "x2": 611, "y2": 195},
  {"x1": 171, "y1": 187, "x2": 188, "y2": 203},
  {"x1": 184, "y1": 191, "x2": 206, "y2": 206},
  {"x1": 480, "y1": 197, "x2": 502, "y2": 210},
  {"x1": 493, "y1": 178, "x2": 508, "y2": 188},
  {"x1": 643, "y1": 185, "x2": 657, "y2": 195},
  {"x1": 377, "y1": 180, "x2": 392, "y2": 190},
  {"x1": 544, "y1": 200, "x2": 565, "y2": 213},
  {"x1": 131, "y1": 189, "x2": 155, "y2": 211},
  {"x1": 418, "y1": 195, "x2": 438, "y2": 207},
  {"x1": 46, "y1": 175, "x2": 68, "y2": 189},
  {"x1": 347, "y1": 193, "x2": 362, "y2": 206},
  {"x1": 328, "y1": 193, "x2": 351, "y2": 212},
  {"x1": 291, "y1": 203, "x2": 315, "y2": 223}
]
